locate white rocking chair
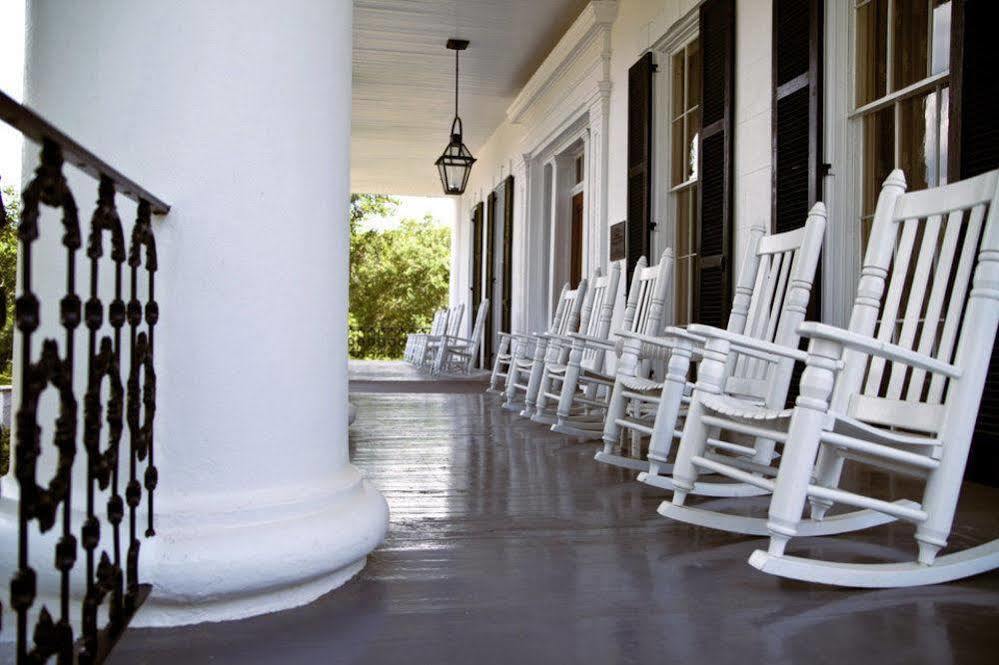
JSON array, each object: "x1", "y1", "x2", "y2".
[
  {"x1": 543, "y1": 250, "x2": 673, "y2": 439},
  {"x1": 665, "y1": 169, "x2": 999, "y2": 588},
  {"x1": 432, "y1": 299, "x2": 490, "y2": 375},
  {"x1": 419, "y1": 304, "x2": 464, "y2": 368},
  {"x1": 520, "y1": 262, "x2": 622, "y2": 422},
  {"x1": 488, "y1": 283, "x2": 583, "y2": 394},
  {"x1": 501, "y1": 280, "x2": 589, "y2": 413},
  {"x1": 598, "y1": 208, "x2": 825, "y2": 487},
  {"x1": 406, "y1": 307, "x2": 447, "y2": 364},
  {"x1": 743, "y1": 168, "x2": 999, "y2": 587}
]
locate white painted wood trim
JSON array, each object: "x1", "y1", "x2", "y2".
[{"x1": 506, "y1": 0, "x2": 619, "y2": 124}]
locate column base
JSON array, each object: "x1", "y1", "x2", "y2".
[{"x1": 0, "y1": 465, "x2": 388, "y2": 631}]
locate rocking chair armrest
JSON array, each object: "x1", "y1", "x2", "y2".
[
  {"x1": 798, "y1": 322, "x2": 962, "y2": 379},
  {"x1": 616, "y1": 328, "x2": 706, "y2": 348},
  {"x1": 567, "y1": 332, "x2": 617, "y2": 350},
  {"x1": 686, "y1": 324, "x2": 809, "y2": 364},
  {"x1": 442, "y1": 334, "x2": 474, "y2": 346}
]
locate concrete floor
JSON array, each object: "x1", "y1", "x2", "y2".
[{"x1": 109, "y1": 362, "x2": 999, "y2": 664}]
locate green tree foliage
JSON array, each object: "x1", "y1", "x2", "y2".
[
  {"x1": 1, "y1": 184, "x2": 17, "y2": 475},
  {"x1": 349, "y1": 194, "x2": 451, "y2": 359}
]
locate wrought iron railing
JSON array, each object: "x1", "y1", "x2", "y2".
[{"x1": 0, "y1": 89, "x2": 168, "y2": 664}]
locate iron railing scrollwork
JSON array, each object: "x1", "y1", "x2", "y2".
[{"x1": 1, "y1": 90, "x2": 169, "y2": 664}]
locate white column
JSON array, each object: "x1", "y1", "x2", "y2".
[
  {"x1": 9, "y1": 0, "x2": 388, "y2": 627},
  {"x1": 587, "y1": 86, "x2": 612, "y2": 273}
]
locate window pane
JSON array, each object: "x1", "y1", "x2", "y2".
[
  {"x1": 686, "y1": 109, "x2": 700, "y2": 182},
  {"x1": 898, "y1": 89, "x2": 939, "y2": 192},
  {"x1": 672, "y1": 50, "x2": 686, "y2": 119},
  {"x1": 931, "y1": 1, "x2": 952, "y2": 75},
  {"x1": 862, "y1": 106, "x2": 895, "y2": 220},
  {"x1": 672, "y1": 118, "x2": 685, "y2": 186},
  {"x1": 856, "y1": 0, "x2": 888, "y2": 106},
  {"x1": 686, "y1": 39, "x2": 701, "y2": 111},
  {"x1": 892, "y1": 0, "x2": 929, "y2": 91}
]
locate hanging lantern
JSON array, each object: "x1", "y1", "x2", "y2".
[{"x1": 435, "y1": 39, "x2": 475, "y2": 195}]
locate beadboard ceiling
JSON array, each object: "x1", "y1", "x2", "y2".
[{"x1": 351, "y1": 0, "x2": 590, "y2": 196}]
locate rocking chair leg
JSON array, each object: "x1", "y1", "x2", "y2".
[
  {"x1": 646, "y1": 345, "x2": 692, "y2": 476},
  {"x1": 672, "y1": 338, "x2": 729, "y2": 502},
  {"x1": 556, "y1": 343, "x2": 584, "y2": 425},
  {"x1": 808, "y1": 444, "x2": 846, "y2": 520},
  {"x1": 600, "y1": 379, "x2": 627, "y2": 455},
  {"x1": 522, "y1": 343, "x2": 547, "y2": 416},
  {"x1": 765, "y1": 339, "x2": 839, "y2": 552},
  {"x1": 489, "y1": 337, "x2": 510, "y2": 391},
  {"x1": 534, "y1": 366, "x2": 554, "y2": 417},
  {"x1": 503, "y1": 343, "x2": 525, "y2": 409}
]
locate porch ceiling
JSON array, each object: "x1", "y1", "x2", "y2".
[{"x1": 351, "y1": 0, "x2": 590, "y2": 197}]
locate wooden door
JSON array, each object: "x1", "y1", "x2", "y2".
[{"x1": 570, "y1": 191, "x2": 584, "y2": 287}]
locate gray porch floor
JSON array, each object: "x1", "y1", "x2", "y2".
[{"x1": 111, "y1": 362, "x2": 999, "y2": 664}]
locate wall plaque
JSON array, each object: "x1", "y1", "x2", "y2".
[{"x1": 609, "y1": 221, "x2": 627, "y2": 261}]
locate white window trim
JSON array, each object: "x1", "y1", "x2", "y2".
[{"x1": 651, "y1": 7, "x2": 699, "y2": 326}]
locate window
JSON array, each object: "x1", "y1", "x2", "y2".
[
  {"x1": 669, "y1": 36, "x2": 701, "y2": 325},
  {"x1": 854, "y1": 0, "x2": 951, "y2": 250},
  {"x1": 574, "y1": 154, "x2": 584, "y2": 185}
]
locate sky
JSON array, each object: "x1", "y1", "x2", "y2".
[
  {"x1": 360, "y1": 195, "x2": 455, "y2": 232},
  {"x1": 0, "y1": 0, "x2": 24, "y2": 192}
]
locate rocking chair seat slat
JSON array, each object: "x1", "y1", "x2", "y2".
[{"x1": 700, "y1": 393, "x2": 792, "y2": 421}]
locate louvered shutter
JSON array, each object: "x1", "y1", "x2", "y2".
[
  {"x1": 501, "y1": 175, "x2": 515, "y2": 333},
  {"x1": 952, "y1": 0, "x2": 999, "y2": 486},
  {"x1": 773, "y1": 0, "x2": 823, "y2": 404},
  {"x1": 471, "y1": 202, "x2": 484, "y2": 330},
  {"x1": 694, "y1": 0, "x2": 735, "y2": 327},
  {"x1": 484, "y1": 192, "x2": 497, "y2": 364},
  {"x1": 626, "y1": 52, "x2": 654, "y2": 287}
]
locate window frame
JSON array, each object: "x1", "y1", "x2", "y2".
[
  {"x1": 823, "y1": 0, "x2": 953, "y2": 326},
  {"x1": 652, "y1": 7, "x2": 700, "y2": 326}
]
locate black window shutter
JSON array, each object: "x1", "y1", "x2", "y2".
[
  {"x1": 772, "y1": 0, "x2": 823, "y2": 235},
  {"x1": 471, "y1": 202, "x2": 484, "y2": 328},
  {"x1": 626, "y1": 51, "x2": 655, "y2": 286},
  {"x1": 773, "y1": 0, "x2": 823, "y2": 405},
  {"x1": 484, "y1": 193, "x2": 497, "y2": 363},
  {"x1": 501, "y1": 175, "x2": 515, "y2": 333},
  {"x1": 952, "y1": 0, "x2": 999, "y2": 486},
  {"x1": 695, "y1": 0, "x2": 735, "y2": 327}
]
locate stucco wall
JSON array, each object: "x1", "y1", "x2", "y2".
[{"x1": 454, "y1": 0, "x2": 775, "y2": 335}]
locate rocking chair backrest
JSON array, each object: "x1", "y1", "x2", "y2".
[
  {"x1": 445, "y1": 304, "x2": 465, "y2": 338},
  {"x1": 551, "y1": 280, "x2": 588, "y2": 337},
  {"x1": 614, "y1": 250, "x2": 673, "y2": 377},
  {"x1": 467, "y1": 299, "x2": 490, "y2": 360},
  {"x1": 574, "y1": 261, "x2": 623, "y2": 371},
  {"x1": 429, "y1": 308, "x2": 448, "y2": 336},
  {"x1": 622, "y1": 250, "x2": 673, "y2": 337},
  {"x1": 724, "y1": 205, "x2": 827, "y2": 404},
  {"x1": 831, "y1": 168, "x2": 999, "y2": 436}
]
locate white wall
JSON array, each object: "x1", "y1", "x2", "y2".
[{"x1": 453, "y1": 0, "x2": 776, "y2": 333}]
